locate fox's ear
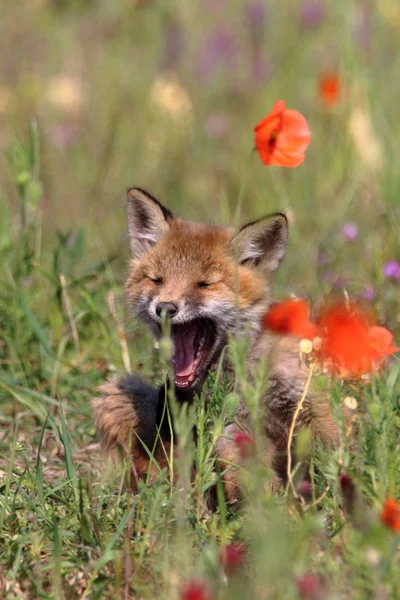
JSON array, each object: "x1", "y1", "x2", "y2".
[
  {"x1": 126, "y1": 188, "x2": 173, "y2": 257},
  {"x1": 235, "y1": 213, "x2": 288, "y2": 274}
]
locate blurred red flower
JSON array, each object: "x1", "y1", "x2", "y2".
[
  {"x1": 181, "y1": 580, "x2": 212, "y2": 600},
  {"x1": 339, "y1": 473, "x2": 357, "y2": 517},
  {"x1": 262, "y1": 299, "x2": 398, "y2": 378},
  {"x1": 296, "y1": 572, "x2": 324, "y2": 600},
  {"x1": 220, "y1": 542, "x2": 247, "y2": 573},
  {"x1": 319, "y1": 72, "x2": 341, "y2": 107},
  {"x1": 263, "y1": 298, "x2": 318, "y2": 339},
  {"x1": 233, "y1": 432, "x2": 255, "y2": 458},
  {"x1": 317, "y1": 301, "x2": 398, "y2": 377},
  {"x1": 254, "y1": 100, "x2": 311, "y2": 167},
  {"x1": 339, "y1": 473, "x2": 354, "y2": 492},
  {"x1": 381, "y1": 498, "x2": 400, "y2": 532}
]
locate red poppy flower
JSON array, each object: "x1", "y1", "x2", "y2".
[
  {"x1": 233, "y1": 432, "x2": 255, "y2": 458},
  {"x1": 381, "y1": 498, "x2": 400, "y2": 533},
  {"x1": 317, "y1": 301, "x2": 398, "y2": 378},
  {"x1": 181, "y1": 580, "x2": 212, "y2": 600},
  {"x1": 296, "y1": 573, "x2": 324, "y2": 600},
  {"x1": 220, "y1": 543, "x2": 247, "y2": 573},
  {"x1": 319, "y1": 72, "x2": 341, "y2": 107},
  {"x1": 263, "y1": 298, "x2": 318, "y2": 339},
  {"x1": 254, "y1": 100, "x2": 311, "y2": 167}
]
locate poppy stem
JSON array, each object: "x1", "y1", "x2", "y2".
[{"x1": 286, "y1": 362, "x2": 315, "y2": 500}]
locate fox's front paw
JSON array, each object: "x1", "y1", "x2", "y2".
[
  {"x1": 92, "y1": 375, "x2": 158, "y2": 451},
  {"x1": 92, "y1": 375, "x2": 164, "y2": 485},
  {"x1": 214, "y1": 423, "x2": 244, "y2": 507}
]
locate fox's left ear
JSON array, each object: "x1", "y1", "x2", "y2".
[
  {"x1": 234, "y1": 213, "x2": 288, "y2": 274},
  {"x1": 126, "y1": 188, "x2": 174, "y2": 258}
]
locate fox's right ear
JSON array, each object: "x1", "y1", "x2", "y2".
[
  {"x1": 235, "y1": 213, "x2": 288, "y2": 275},
  {"x1": 126, "y1": 188, "x2": 173, "y2": 258}
]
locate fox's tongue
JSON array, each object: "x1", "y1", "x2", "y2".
[
  {"x1": 173, "y1": 324, "x2": 197, "y2": 385},
  {"x1": 170, "y1": 319, "x2": 217, "y2": 389}
]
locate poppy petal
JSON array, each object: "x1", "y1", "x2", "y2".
[
  {"x1": 368, "y1": 326, "x2": 398, "y2": 355},
  {"x1": 254, "y1": 100, "x2": 286, "y2": 131},
  {"x1": 263, "y1": 298, "x2": 318, "y2": 338},
  {"x1": 279, "y1": 110, "x2": 312, "y2": 153},
  {"x1": 268, "y1": 148, "x2": 306, "y2": 167},
  {"x1": 317, "y1": 301, "x2": 398, "y2": 377}
]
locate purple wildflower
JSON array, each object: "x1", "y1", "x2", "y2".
[
  {"x1": 247, "y1": 1, "x2": 266, "y2": 34},
  {"x1": 299, "y1": 0, "x2": 325, "y2": 30},
  {"x1": 383, "y1": 259, "x2": 400, "y2": 281},
  {"x1": 342, "y1": 223, "x2": 358, "y2": 241},
  {"x1": 204, "y1": 114, "x2": 230, "y2": 139},
  {"x1": 362, "y1": 284, "x2": 375, "y2": 301},
  {"x1": 196, "y1": 28, "x2": 237, "y2": 79}
]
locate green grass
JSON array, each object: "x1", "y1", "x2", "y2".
[{"x1": 1, "y1": 1, "x2": 400, "y2": 598}]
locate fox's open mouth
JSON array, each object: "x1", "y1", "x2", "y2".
[{"x1": 171, "y1": 318, "x2": 218, "y2": 389}]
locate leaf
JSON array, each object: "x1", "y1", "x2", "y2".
[
  {"x1": 35, "y1": 412, "x2": 50, "y2": 500},
  {"x1": 66, "y1": 229, "x2": 85, "y2": 274},
  {"x1": 59, "y1": 405, "x2": 77, "y2": 491},
  {"x1": 26, "y1": 179, "x2": 43, "y2": 211},
  {"x1": 17, "y1": 290, "x2": 54, "y2": 357},
  {"x1": 52, "y1": 514, "x2": 62, "y2": 597}
]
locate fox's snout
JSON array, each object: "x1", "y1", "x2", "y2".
[
  {"x1": 155, "y1": 302, "x2": 178, "y2": 318},
  {"x1": 146, "y1": 293, "x2": 203, "y2": 326}
]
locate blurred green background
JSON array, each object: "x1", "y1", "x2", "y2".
[{"x1": 1, "y1": 0, "x2": 399, "y2": 304}]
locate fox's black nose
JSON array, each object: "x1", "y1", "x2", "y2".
[{"x1": 156, "y1": 302, "x2": 178, "y2": 318}]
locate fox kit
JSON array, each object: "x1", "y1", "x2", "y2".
[{"x1": 92, "y1": 188, "x2": 338, "y2": 502}]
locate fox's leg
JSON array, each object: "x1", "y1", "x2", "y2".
[
  {"x1": 213, "y1": 423, "x2": 243, "y2": 507},
  {"x1": 266, "y1": 337, "x2": 346, "y2": 484},
  {"x1": 92, "y1": 375, "x2": 172, "y2": 490},
  {"x1": 214, "y1": 421, "x2": 282, "y2": 507},
  {"x1": 266, "y1": 387, "x2": 341, "y2": 484}
]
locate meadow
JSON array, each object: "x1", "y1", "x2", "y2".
[{"x1": 0, "y1": 1, "x2": 399, "y2": 598}]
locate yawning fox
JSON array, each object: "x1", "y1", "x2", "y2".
[{"x1": 92, "y1": 188, "x2": 338, "y2": 502}]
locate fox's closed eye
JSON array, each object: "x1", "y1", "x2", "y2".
[
  {"x1": 148, "y1": 276, "x2": 163, "y2": 285},
  {"x1": 197, "y1": 281, "x2": 211, "y2": 288}
]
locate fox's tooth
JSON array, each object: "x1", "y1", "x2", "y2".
[{"x1": 198, "y1": 333, "x2": 206, "y2": 351}]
